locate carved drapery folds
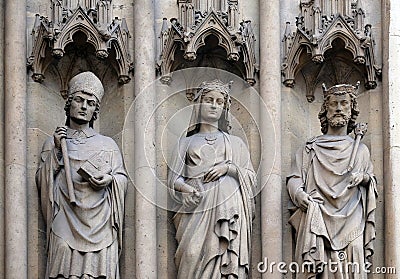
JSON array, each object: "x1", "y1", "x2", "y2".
[
  {"x1": 282, "y1": 0, "x2": 381, "y2": 102},
  {"x1": 158, "y1": 0, "x2": 257, "y2": 85},
  {"x1": 28, "y1": 0, "x2": 132, "y2": 88}
]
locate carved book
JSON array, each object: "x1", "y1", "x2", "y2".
[{"x1": 78, "y1": 153, "x2": 112, "y2": 181}]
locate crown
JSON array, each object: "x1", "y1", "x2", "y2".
[
  {"x1": 194, "y1": 79, "x2": 233, "y2": 101},
  {"x1": 322, "y1": 81, "x2": 360, "y2": 98}
]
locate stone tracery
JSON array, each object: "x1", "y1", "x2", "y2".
[
  {"x1": 282, "y1": 0, "x2": 381, "y2": 102},
  {"x1": 158, "y1": 0, "x2": 257, "y2": 85},
  {"x1": 28, "y1": 0, "x2": 132, "y2": 91}
]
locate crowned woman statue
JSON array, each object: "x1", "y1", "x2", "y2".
[{"x1": 168, "y1": 80, "x2": 256, "y2": 278}]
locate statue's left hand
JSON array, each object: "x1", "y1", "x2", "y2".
[
  {"x1": 348, "y1": 172, "x2": 369, "y2": 189},
  {"x1": 204, "y1": 164, "x2": 229, "y2": 183},
  {"x1": 89, "y1": 174, "x2": 113, "y2": 189}
]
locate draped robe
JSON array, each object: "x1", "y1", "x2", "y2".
[
  {"x1": 287, "y1": 135, "x2": 377, "y2": 279},
  {"x1": 36, "y1": 128, "x2": 127, "y2": 278},
  {"x1": 168, "y1": 131, "x2": 256, "y2": 279}
]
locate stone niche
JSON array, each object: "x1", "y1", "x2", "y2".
[
  {"x1": 25, "y1": 1, "x2": 135, "y2": 277},
  {"x1": 281, "y1": 1, "x2": 384, "y2": 277},
  {"x1": 26, "y1": 0, "x2": 133, "y2": 149},
  {"x1": 155, "y1": 1, "x2": 261, "y2": 278},
  {"x1": 282, "y1": 0, "x2": 381, "y2": 102},
  {"x1": 27, "y1": 0, "x2": 133, "y2": 98},
  {"x1": 157, "y1": 0, "x2": 257, "y2": 85}
]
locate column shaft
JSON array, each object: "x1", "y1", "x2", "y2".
[
  {"x1": 0, "y1": 0, "x2": 5, "y2": 276},
  {"x1": 133, "y1": 0, "x2": 158, "y2": 277},
  {"x1": 259, "y1": 1, "x2": 282, "y2": 278},
  {"x1": 4, "y1": 0, "x2": 28, "y2": 278},
  {"x1": 383, "y1": 0, "x2": 400, "y2": 277}
]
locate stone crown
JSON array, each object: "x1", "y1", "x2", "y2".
[
  {"x1": 195, "y1": 79, "x2": 233, "y2": 101},
  {"x1": 322, "y1": 82, "x2": 360, "y2": 98}
]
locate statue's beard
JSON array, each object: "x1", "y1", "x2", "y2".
[{"x1": 328, "y1": 114, "x2": 350, "y2": 128}]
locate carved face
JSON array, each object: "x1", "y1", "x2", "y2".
[
  {"x1": 69, "y1": 91, "x2": 98, "y2": 124},
  {"x1": 326, "y1": 93, "x2": 352, "y2": 128},
  {"x1": 200, "y1": 90, "x2": 225, "y2": 123}
]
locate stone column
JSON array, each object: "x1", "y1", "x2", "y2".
[
  {"x1": 133, "y1": 0, "x2": 158, "y2": 277},
  {"x1": 382, "y1": 0, "x2": 400, "y2": 276},
  {"x1": 4, "y1": 0, "x2": 28, "y2": 277},
  {"x1": 259, "y1": 1, "x2": 282, "y2": 278},
  {"x1": 0, "y1": 0, "x2": 5, "y2": 276}
]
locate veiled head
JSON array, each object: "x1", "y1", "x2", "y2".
[{"x1": 187, "y1": 80, "x2": 232, "y2": 136}]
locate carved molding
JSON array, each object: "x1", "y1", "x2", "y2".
[
  {"x1": 158, "y1": 1, "x2": 257, "y2": 85},
  {"x1": 28, "y1": 1, "x2": 132, "y2": 86},
  {"x1": 282, "y1": 0, "x2": 381, "y2": 101}
]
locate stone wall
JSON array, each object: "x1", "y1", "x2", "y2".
[{"x1": 0, "y1": 0, "x2": 393, "y2": 278}]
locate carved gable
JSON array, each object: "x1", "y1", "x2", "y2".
[
  {"x1": 185, "y1": 11, "x2": 239, "y2": 61},
  {"x1": 28, "y1": 1, "x2": 132, "y2": 91},
  {"x1": 282, "y1": 0, "x2": 381, "y2": 102},
  {"x1": 158, "y1": 0, "x2": 257, "y2": 85}
]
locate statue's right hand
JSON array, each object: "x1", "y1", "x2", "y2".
[
  {"x1": 182, "y1": 189, "x2": 203, "y2": 208},
  {"x1": 54, "y1": 126, "x2": 67, "y2": 149},
  {"x1": 297, "y1": 191, "x2": 310, "y2": 212}
]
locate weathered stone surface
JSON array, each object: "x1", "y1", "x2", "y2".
[
  {"x1": 0, "y1": 0, "x2": 391, "y2": 278},
  {"x1": 36, "y1": 72, "x2": 128, "y2": 278},
  {"x1": 287, "y1": 84, "x2": 377, "y2": 278},
  {"x1": 167, "y1": 80, "x2": 256, "y2": 278}
]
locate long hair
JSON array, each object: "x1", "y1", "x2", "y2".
[
  {"x1": 64, "y1": 94, "x2": 100, "y2": 128},
  {"x1": 318, "y1": 92, "x2": 360, "y2": 134}
]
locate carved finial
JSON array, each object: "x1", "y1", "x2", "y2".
[
  {"x1": 322, "y1": 83, "x2": 327, "y2": 94},
  {"x1": 306, "y1": 95, "x2": 315, "y2": 103},
  {"x1": 245, "y1": 20, "x2": 253, "y2": 35},
  {"x1": 161, "y1": 18, "x2": 169, "y2": 33},
  {"x1": 284, "y1": 22, "x2": 292, "y2": 39},
  {"x1": 283, "y1": 79, "x2": 295, "y2": 88},
  {"x1": 34, "y1": 14, "x2": 41, "y2": 28}
]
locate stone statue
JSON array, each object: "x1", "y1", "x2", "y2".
[
  {"x1": 36, "y1": 72, "x2": 128, "y2": 279},
  {"x1": 168, "y1": 80, "x2": 256, "y2": 278},
  {"x1": 287, "y1": 83, "x2": 377, "y2": 278}
]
